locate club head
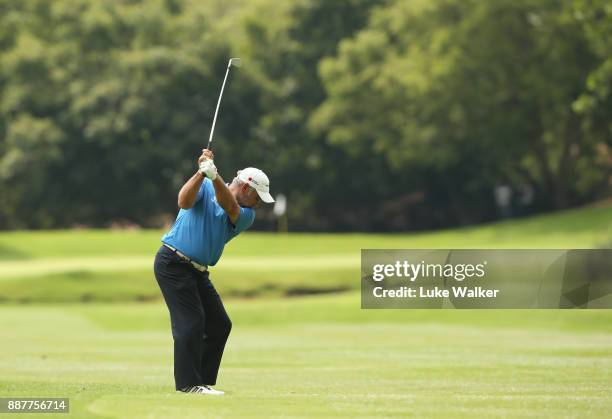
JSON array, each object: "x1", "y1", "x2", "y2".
[{"x1": 229, "y1": 57, "x2": 242, "y2": 68}]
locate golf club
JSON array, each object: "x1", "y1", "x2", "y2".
[{"x1": 206, "y1": 57, "x2": 241, "y2": 151}]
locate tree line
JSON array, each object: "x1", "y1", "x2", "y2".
[{"x1": 0, "y1": 0, "x2": 610, "y2": 231}]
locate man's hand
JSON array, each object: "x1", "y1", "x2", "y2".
[
  {"x1": 199, "y1": 159, "x2": 217, "y2": 180},
  {"x1": 177, "y1": 149, "x2": 218, "y2": 209},
  {"x1": 198, "y1": 148, "x2": 214, "y2": 164},
  {"x1": 198, "y1": 149, "x2": 217, "y2": 180}
]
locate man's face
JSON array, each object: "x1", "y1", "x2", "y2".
[{"x1": 236, "y1": 184, "x2": 260, "y2": 208}]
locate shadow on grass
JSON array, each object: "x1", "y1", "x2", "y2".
[
  {"x1": 285, "y1": 285, "x2": 352, "y2": 296},
  {"x1": 0, "y1": 273, "x2": 355, "y2": 304},
  {"x1": 0, "y1": 245, "x2": 30, "y2": 261}
]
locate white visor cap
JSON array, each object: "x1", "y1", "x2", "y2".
[{"x1": 237, "y1": 167, "x2": 275, "y2": 203}]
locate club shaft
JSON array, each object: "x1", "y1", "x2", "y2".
[{"x1": 207, "y1": 64, "x2": 232, "y2": 150}]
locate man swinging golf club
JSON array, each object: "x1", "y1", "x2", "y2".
[
  {"x1": 153, "y1": 57, "x2": 274, "y2": 395},
  {"x1": 154, "y1": 149, "x2": 274, "y2": 395}
]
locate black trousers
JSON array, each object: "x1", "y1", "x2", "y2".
[{"x1": 153, "y1": 245, "x2": 232, "y2": 390}]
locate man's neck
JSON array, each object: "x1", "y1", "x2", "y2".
[{"x1": 228, "y1": 183, "x2": 240, "y2": 199}]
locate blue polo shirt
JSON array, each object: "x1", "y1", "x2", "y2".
[{"x1": 161, "y1": 178, "x2": 255, "y2": 266}]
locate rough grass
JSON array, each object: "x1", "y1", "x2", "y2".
[
  {"x1": 0, "y1": 202, "x2": 610, "y2": 303},
  {"x1": 0, "y1": 202, "x2": 611, "y2": 259}
]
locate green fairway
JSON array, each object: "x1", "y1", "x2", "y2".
[
  {"x1": 0, "y1": 293, "x2": 611, "y2": 418},
  {"x1": 0, "y1": 203, "x2": 611, "y2": 417},
  {"x1": 0, "y1": 202, "x2": 610, "y2": 303}
]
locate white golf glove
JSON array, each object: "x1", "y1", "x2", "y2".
[{"x1": 199, "y1": 159, "x2": 217, "y2": 180}]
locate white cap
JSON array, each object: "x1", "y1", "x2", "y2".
[{"x1": 237, "y1": 167, "x2": 275, "y2": 203}]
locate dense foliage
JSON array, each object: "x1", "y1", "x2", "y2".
[{"x1": 0, "y1": 0, "x2": 610, "y2": 230}]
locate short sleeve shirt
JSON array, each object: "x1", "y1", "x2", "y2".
[{"x1": 161, "y1": 179, "x2": 255, "y2": 265}]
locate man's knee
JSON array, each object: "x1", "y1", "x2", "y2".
[
  {"x1": 208, "y1": 316, "x2": 232, "y2": 340},
  {"x1": 223, "y1": 317, "x2": 232, "y2": 336}
]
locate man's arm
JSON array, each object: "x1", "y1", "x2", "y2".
[
  {"x1": 211, "y1": 174, "x2": 241, "y2": 225},
  {"x1": 177, "y1": 172, "x2": 205, "y2": 209},
  {"x1": 197, "y1": 149, "x2": 241, "y2": 224}
]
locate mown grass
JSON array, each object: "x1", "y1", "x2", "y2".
[
  {"x1": 0, "y1": 204, "x2": 611, "y2": 418},
  {"x1": 0, "y1": 293, "x2": 611, "y2": 418}
]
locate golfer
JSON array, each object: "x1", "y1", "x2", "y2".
[{"x1": 154, "y1": 148, "x2": 274, "y2": 395}]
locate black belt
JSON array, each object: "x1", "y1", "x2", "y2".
[{"x1": 163, "y1": 244, "x2": 208, "y2": 272}]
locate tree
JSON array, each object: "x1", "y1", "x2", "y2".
[
  {"x1": 233, "y1": 0, "x2": 391, "y2": 230},
  {"x1": 0, "y1": 0, "x2": 239, "y2": 227},
  {"x1": 312, "y1": 0, "x2": 609, "y2": 220}
]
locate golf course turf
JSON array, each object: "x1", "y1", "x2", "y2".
[
  {"x1": 0, "y1": 202, "x2": 610, "y2": 417},
  {"x1": 1, "y1": 295, "x2": 611, "y2": 418}
]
